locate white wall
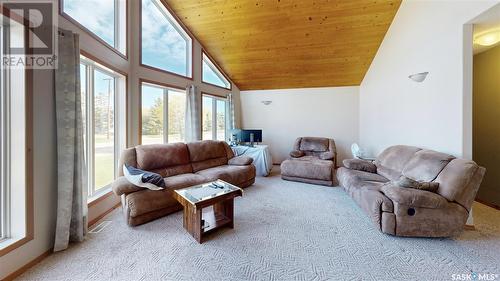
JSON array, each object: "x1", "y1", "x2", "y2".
[
  {"x1": 359, "y1": 0, "x2": 498, "y2": 158},
  {"x1": 240, "y1": 87, "x2": 359, "y2": 164}
]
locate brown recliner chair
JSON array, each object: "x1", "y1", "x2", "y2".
[
  {"x1": 337, "y1": 145, "x2": 486, "y2": 237},
  {"x1": 280, "y1": 137, "x2": 337, "y2": 186}
]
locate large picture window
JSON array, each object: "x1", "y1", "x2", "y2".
[
  {"x1": 141, "y1": 0, "x2": 192, "y2": 77},
  {"x1": 202, "y1": 94, "x2": 227, "y2": 141},
  {"x1": 0, "y1": 13, "x2": 32, "y2": 252},
  {"x1": 202, "y1": 53, "x2": 231, "y2": 89},
  {"x1": 80, "y1": 55, "x2": 126, "y2": 199},
  {"x1": 62, "y1": 0, "x2": 127, "y2": 55},
  {"x1": 141, "y1": 82, "x2": 186, "y2": 144}
]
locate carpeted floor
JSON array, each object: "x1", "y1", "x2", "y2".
[{"x1": 19, "y1": 168, "x2": 500, "y2": 281}]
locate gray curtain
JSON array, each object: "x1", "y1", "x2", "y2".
[
  {"x1": 227, "y1": 93, "x2": 235, "y2": 131},
  {"x1": 185, "y1": 85, "x2": 201, "y2": 142},
  {"x1": 54, "y1": 29, "x2": 87, "y2": 252}
]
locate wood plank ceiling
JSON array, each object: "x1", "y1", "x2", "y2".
[{"x1": 166, "y1": 0, "x2": 401, "y2": 90}]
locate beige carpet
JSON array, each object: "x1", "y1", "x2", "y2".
[{"x1": 19, "y1": 168, "x2": 500, "y2": 281}]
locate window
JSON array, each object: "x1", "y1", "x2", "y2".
[
  {"x1": 62, "y1": 0, "x2": 127, "y2": 55},
  {"x1": 202, "y1": 53, "x2": 231, "y2": 89},
  {"x1": 141, "y1": 0, "x2": 192, "y2": 77},
  {"x1": 80, "y1": 55, "x2": 126, "y2": 199},
  {"x1": 0, "y1": 13, "x2": 32, "y2": 250},
  {"x1": 141, "y1": 82, "x2": 186, "y2": 144},
  {"x1": 202, "y1": 95, "x2": 227, "y2": 141}
]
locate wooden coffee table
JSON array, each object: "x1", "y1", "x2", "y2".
[{"x1": 172, "y1": 180, "x2": 243, "y2": 243}]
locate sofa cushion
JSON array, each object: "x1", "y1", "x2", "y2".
[
  {"x1": 125, "y1": 173, "x2": 208, "y2": 218},
  {"x1": 228, "y1": 156, "x2": 253, "y2": 166},
  {"x1": 187, "y1": 140, "x2": 227, "y2": 162},
  {"x1": 319, "y1": 151, "x2": 335, "y2": 160},
  {"x1": 164, "y1": 173, "x2": 209, "y2": 189},
  {"x1": 375, "y1": 145, "x2": 421, "y2": 181},
  {"x1": 393, "y1": 175, "x2": 439, "y2": 192},
  {"x1": 196, "y1": 165, "x2": 256, "y2": 186},
  {"x1": 135, "y1": 143, "x2": 190, "y2": 171},
  {"x1": 343, "y1": 159, "x2": 377, "y2": 173},
  {"x1": 299, "y1": 137, "x2": 329, "y2": 152},
  {"x1": 118, "y1": 147, "x2": 137, "y2": 176},
  {"x1": 381, "y1": 183, "x2": 448, "y2": 209},
  {"x1": 434, "y1": 159, "x2": 484, "y2": 211},
  {"x1": 191, "y1": 157, "x2": 228, "y2": 173},
  {"x1": 281, "y1": 157, "x2": 334, "y2": 181},
  {"x1": 337, "y1": 167, "x2": 388, "y2": 192},
  {"x1": 402, "y1": 150, "x2": 454, "y2": 182},
  {"x1": 187, "y1": 141, "x2": 229, "y2": 172}
]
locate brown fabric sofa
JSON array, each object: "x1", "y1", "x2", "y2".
[
  {"x1": 281, "y1": 137, "x2": 337, "y2": 186},
  {"x1": 112, "y1": 140, "x2": 256, "y2": 226},
  {"x1": 337, "y1": 145, "x2": 485, "y2": 237}
]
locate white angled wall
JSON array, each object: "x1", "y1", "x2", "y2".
[
  {"x1": 359, "y1": 0, "x2": 498, "y2": 158},
  {"x1": 240, "y1": 87, "x2": 359, "y2": 164}
]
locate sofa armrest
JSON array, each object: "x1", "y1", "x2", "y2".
[
  {"x1": 112, "y1": 176, "x2": 144, "y2": 196},
  {"x1": 228, "y1": 155, "x2": 253, "y2": 166},
  {"x1": 290, "y1": 150, "x2": 305, "y2": 158},
  {"x1": 381, "y1": 184, "x2": 448, "y2": 209},
  {"x1": 343, "y1": 159, "x2": 377, "y2": 173}
]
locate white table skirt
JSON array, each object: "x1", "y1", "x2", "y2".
[{"x1": 231, "y1": 145, "x2": 273, "y2": 176}]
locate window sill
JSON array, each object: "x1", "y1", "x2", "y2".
[
  {"x1": 87, "y1": 186, "x2": 113, "y2": 206},
  {"x1": 0, "y1": 235, "x2": 33, "y2": 257}
]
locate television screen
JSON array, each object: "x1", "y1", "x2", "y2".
[{"x1": 240, "y1": 130, "x2": 262, "y2": 143}]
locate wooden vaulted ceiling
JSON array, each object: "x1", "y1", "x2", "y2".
[{"x1": 166, "y1": 0, "x2": 401, "y2": 90}]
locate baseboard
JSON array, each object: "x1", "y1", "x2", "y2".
[
  {"x1": 475, "y1": 199, "x2": 500, "y2": 211},
  {"x1": 2, "y1": 249, "x2": 52, "y2": 281},
  {"x1": 88, "y1": 202, "x2": 121, "y2": 228}
]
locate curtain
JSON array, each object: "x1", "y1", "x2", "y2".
[
  {"x1": 185, "y1": 85, "x2": 201, "y2": 142},
  {"x1": 54, "y1": 29, "x2": 88, "y2": 252},
  {"x1": 226, "y1": 93, "x2": 235, "y2": 131}
]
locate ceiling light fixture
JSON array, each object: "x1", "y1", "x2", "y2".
[{"x1": 474, "y1": 30, "x2": 500, "y2": 46}]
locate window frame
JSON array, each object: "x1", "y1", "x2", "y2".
[
  {"x1": 59, "y1": 0, "x2": 128, "y2": 59},
  {"x1": 0, "y1": 10, "x2": 34, "y2": 257},
  {"x1": 80, "y1": 51, "x2": 128, "y2": 201},
  {"x1": 201, "y1": 93, "x2": 228, "y2": 141},
  {"x1": 139, "y1": 78, "x2": 186, "y2": 144},
  {"x1": 201, "y1": 51, "x2": 232, "y2": 90},
  {"x1": 139, "y1": 0, "x2": 194, "y2": 80}
]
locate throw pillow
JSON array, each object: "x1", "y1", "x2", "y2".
[
  {"x1": 394, "y1": 175, "x2": 439, "y2": 192},
  {"x1": 290, "y1": 150, "x2": 305, "y2": 158},
  {"x1": 123, "y1": 164, "x2": 165, "y2": 191}
]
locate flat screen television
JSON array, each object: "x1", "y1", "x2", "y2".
[{"x1": 240, "y1": 130, "x2": 262, "y2": 143}]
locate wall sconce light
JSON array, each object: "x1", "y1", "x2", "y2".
[
  {"x1": 408, "y1": 72, "x2": 429, "y2": 83},
  {"x1": 261, "y1": 100, "x2": 272, "y2": 105}
]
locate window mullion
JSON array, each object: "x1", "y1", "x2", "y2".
[
  {"x1": 163, "y1": 90, "x2": 168, "y2": 144},
  {"x1": 212, "y1": 98, "x2": 217, "y2": 140},
  {"x1": 88, "y1": 65, "x2": 96, "y2": 197},
  {"x1": 114, "y1": 0, "x2": 119, "y2": 50}
]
